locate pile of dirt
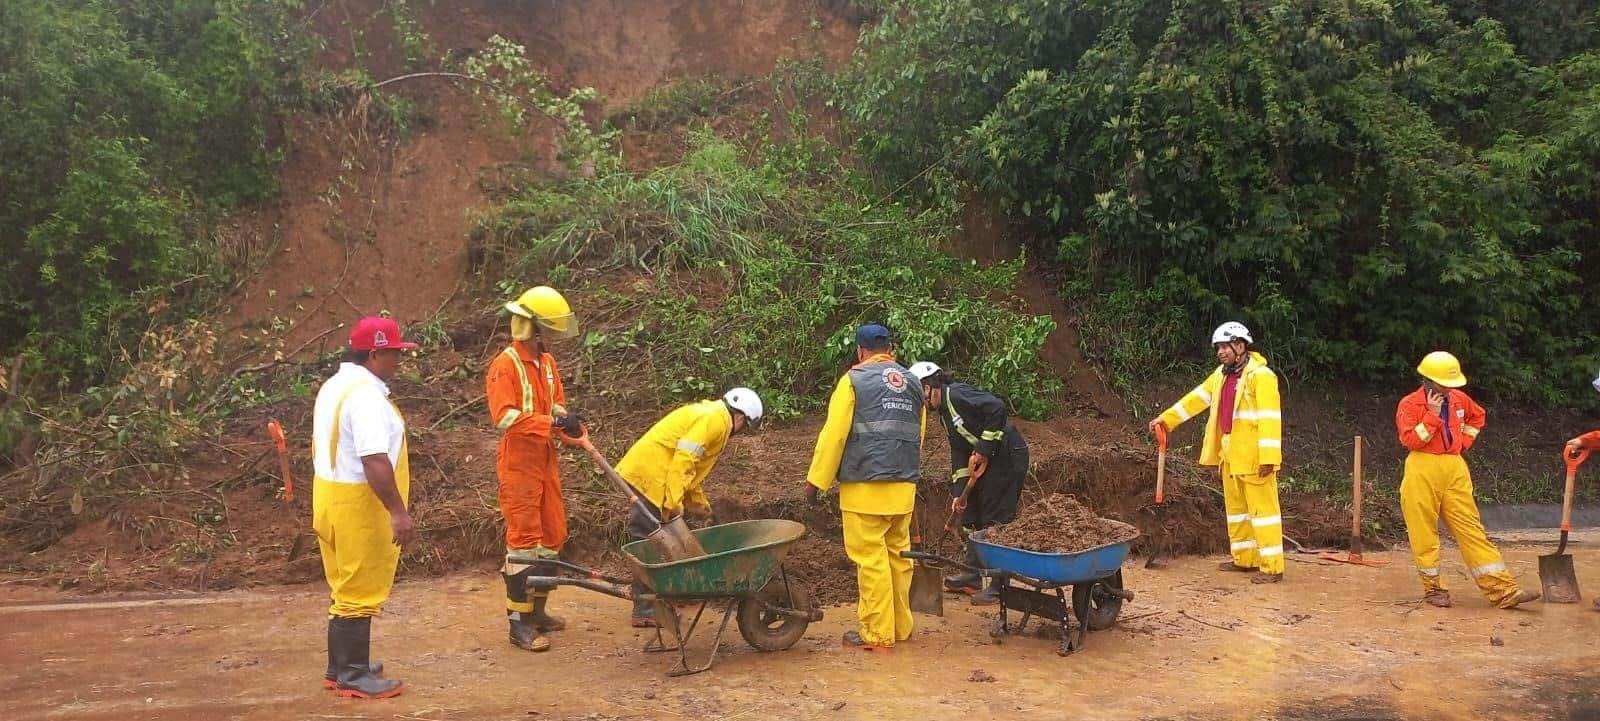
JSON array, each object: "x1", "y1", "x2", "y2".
[{"x1": 984, "y1": 494, "x2": 1139, "y2": 554}]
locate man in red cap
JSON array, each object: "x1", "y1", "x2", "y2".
[{"x1": 311, "y1": 316, "x2": 419, "y2": 699}]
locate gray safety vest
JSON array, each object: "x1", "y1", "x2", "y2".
[{"x1": 839, "y1": 361, "x2": 924, "y2": 482}]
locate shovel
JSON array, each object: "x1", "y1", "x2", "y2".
[
  {"x1": 266, "y1": 419, "x2": 312, "y2": 562},
  {"x1": 564, "y1": 429, "x2": 707, "y2": 561},
  {"x1": 1321, "y1": 436, "x2": 1388, "y2": 568},
  {"x1": 1145, "y1": 425, "x2": 1170, "y2": 569},
  {"x1": 1539, "y1": 447, "x2": 1587, "y2": 603},
  {"x1": 908, "y1": 505, "x2": 944, "y2": 616}
]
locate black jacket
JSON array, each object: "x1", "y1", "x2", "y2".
[{"x1": 936, "y1": 382, "x2": 1024, "y2": 482}]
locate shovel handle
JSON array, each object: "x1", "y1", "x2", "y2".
[
  {"x1": 1560, "y1": 447, "x2": 1586, "y2": 533},
  {"x1": 266, "y1": 420, "x2": 293, "y2": 501},
  {"x1": 1351, "y1": 436, "x2": 1363, "y2": 538},
  {"x1": 1154, "y1": 425, "x2": 1168, "y2": 504},
  {"x1": 567, "y1": 431, "x2": 668, "y2": 529}
]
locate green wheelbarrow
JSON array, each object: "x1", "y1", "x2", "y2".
[{"x1": 526, "y1": 519, "x2": 822, "y2": 676}]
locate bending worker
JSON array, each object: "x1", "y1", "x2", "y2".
[
  {"x1": 1148, "y1": 322, "x2": 1285, "y2": 584},
  {"x1": 909, "y1": 362, "x2": 1028, "y2": 605},
  {"x1": 1564, "y1": 369, "x2": 1600, "y2": 612},
  {"x1": 804, "y1": 323, "x2": 924, "y2": 652},
  {"x1": 615, "y1": 388, "x2": 765, "y2": 627},
  {"x1": 486, "y1": 286, "x2": 583, "y2": 652},
  {"x1": 311, "y1": 316, "x2": 420, "y2": 700},
  {"x1": 1397, "y1": 351, "x2": 1539, "y2": 609}
]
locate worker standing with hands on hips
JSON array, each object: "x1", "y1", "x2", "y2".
[
  {"x1": 909, "y1": 362, "x2": 1028, "y2": 606},
  {"x1": 311, "y1": 316, "x2": 419, "y2": 700},
  {"x1": 1396, "y1": 351, "x2": 1540, "y2": 609},
  {"x1": 804, "y1": 324, "x2": 924, "y2": 652},
  {"x1": 486, "y1": 286, "x2": 584, "y2": 652},
  {"x1": 614, "y1": 388, "x2": 765, "y2": 627},
  {"x1": 1564, "y1": 369, "x2": 1600, "y2": 612},
  {"x1": 1149, "y1": 322, "x2": 1286, "y2": 584}
]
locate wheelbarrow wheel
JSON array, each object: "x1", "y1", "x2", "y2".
[
  {"x1": 1072, "y1": 570, "x2": 1125, "y2": 631},
  {"x1": 737, "y1": 576, "x2": 812, "y2": 652}
]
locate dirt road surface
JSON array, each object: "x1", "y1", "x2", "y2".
[{"x1": 4, "y1": 544, "x2": 1598, "y2": 721}]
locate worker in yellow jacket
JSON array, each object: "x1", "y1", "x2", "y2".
[
  {"x1": 1149, "y1": 322, "x2": 1285, "y2": 584},
  {"x1": 615, "y1": 388, "x2": 764, "y2": 626},
  {"x1": 805, "y1": 323, "x2": 924, "y2": 652}
]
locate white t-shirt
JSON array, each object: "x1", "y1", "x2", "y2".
[{"x1": 312, "y1": 363, "x2": 406, "y2": 484}]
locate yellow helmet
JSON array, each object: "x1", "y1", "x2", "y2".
[
  {"x1": 1417, "y1": 351, "x2": 1466, "y2": 388},
  {"x1": 504, "y1": 286, "x2": 579, "y2": 338}
]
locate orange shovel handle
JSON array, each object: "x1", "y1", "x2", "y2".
[
  {"x1": 1560, "y1": 447, "x2": 1588, "y2": 533},
  {"x1": 266, "y1": 420, "x2": 293, "y2": 501},
  {"x1": 1153, "y1": 425, "x2": 1168, "y2": 504}
]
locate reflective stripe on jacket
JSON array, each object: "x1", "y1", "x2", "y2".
[{"x1": 1158, "y1": 352, "x2": 1283, "y2": 469}]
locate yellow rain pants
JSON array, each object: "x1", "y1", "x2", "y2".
[
  {"x1": 841, "y1": 510, "x2": 913, "y2": 646},
  {"x1": 1399, "y1": 452, "x2": 1520, "y2": 606},
  {"x1": 1220, "y1": 462, "x2": 1285, "y2": 575},
  {"x1": 313, "y1": 389, "x2": 411, "y2": 619}
]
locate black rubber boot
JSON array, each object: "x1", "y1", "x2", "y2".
[
  {"x1": 330, "y1": 617, "x2": 402, "y2": 699},
  {"x1": 529, "y1": 593, "x2": 565, "y2": 632},
  {"x1": 971, "y1": 577, "x2": 1001, "y2": 606},
  {"x1": 630, "y1": 582, "x2": 657, "y2": 628},
  {"x1": 944, "y1": 544, "x2": 982, "y2": 593},
  {"x1": 508, "y1": 611, "x2": 550, "y2": 651}
]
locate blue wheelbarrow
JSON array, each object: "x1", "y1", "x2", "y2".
[{"x1": 903, "y1": 523, "x2": 1137, "y2": 656}]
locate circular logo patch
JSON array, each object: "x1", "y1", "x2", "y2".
[{"x1": 883, "y1": 368, "x2": 907, "y2": 393}]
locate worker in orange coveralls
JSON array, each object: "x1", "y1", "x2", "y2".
[
  {"x1": 1564, "y1": 368, "x2": 1600, "y2": 611},
  {"x1": 486, "y1": 286, "x2": 583, "y2": 652}
]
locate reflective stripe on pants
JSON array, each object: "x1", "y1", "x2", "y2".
[
  {"x1": 842, "y1": 510, "x2": 914, "y2": 646},
  {"x1": 1399, "y1": 452, "x2": 1521, "y2": 606},
  {"x1": 1221, "y1": 464, "x2": 1284, "y2": 575}
]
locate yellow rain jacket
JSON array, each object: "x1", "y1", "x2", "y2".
[
  {"x1": 1158, "y1": 352, "x2": 1283, "y2": 469},
  {"x1": 615, "y1": 400, "x2": 732, "y2": 517}
]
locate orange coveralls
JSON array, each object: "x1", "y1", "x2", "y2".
[{"x1": 485, "y1": 341, "x2": 568, "y2": 554}]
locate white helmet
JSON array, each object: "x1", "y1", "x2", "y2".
[
  {"x1": 1591, "y1": 369, "x2": 1600, "y2": 394},
  {"x1": 722, "y1": 387, "x2": 764, "y2": 427},
  {"x1": 1211, "y1": 321, "x2": 1253, "y2": 345},
  {"x1": 909, "y1": 361, "x2": 941, "y2": 380}
]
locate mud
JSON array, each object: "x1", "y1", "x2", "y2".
[
  {"x1": 6, "y1": 546, "x2": 1600, "y2": 721},
  {"x1": 985, "y1": 494, "x2": 1140, "y2": 554}
]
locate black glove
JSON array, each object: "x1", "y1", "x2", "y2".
[
  {"x1": 802, "y1": 484, "x2": 819, "y2": 502},
  {"x1": 553, "y1": 414, "x2": 583, "y2": 436}
]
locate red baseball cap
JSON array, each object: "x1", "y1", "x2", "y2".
[{"x1": 349, "y1": 316, "x2": 419, "y2": 352}]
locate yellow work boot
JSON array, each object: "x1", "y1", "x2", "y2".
[{"x1": 1499, "y1": 589, "x2": 1541, "y2": 609}]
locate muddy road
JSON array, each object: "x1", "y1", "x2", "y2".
[{"x1": 4, "y1": 544, "x2": 1599, "y2": 721}]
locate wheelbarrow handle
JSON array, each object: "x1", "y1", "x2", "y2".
[
  {"x1": 901, "y1": 550, "x2": 979, "y2": 573},
  {"x1": 525, "y1": 575, "x2": 634, "y2": 600},
  {"x1": 526, "y1": 558, "x2": 632, "y2": 585}
]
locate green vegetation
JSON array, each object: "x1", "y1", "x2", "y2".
[
  {"x1": 0, "y1": 0, "x2": 309, "y2": 395},
  {"x1": 475, "y1": 130, "x2": 1061, "y2": 420},
  {"x1": 839, "y1": 0, "x2": 1600, "y2": 407}
]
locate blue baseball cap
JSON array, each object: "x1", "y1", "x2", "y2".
[{"x1": 856, "y1": 323, "x2": 892, "y2": 347}]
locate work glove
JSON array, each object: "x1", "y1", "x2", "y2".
[
  {"x1": 1147, "y1": 418, "x2": 1165, "y2": 435},
  {"x1": 553, "y1": 413, "x2": 583, "y2": 437},
  {"x1": 802, "y1": 484, "x2": 820, "y2": 503}
]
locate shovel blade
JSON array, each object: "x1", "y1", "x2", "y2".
[
  {"x1": 647, "y1": 517, "x2": 708, "y2": 562},
  {"x1": 909, "y1": 564, "x2": 945, "y2": 616},
  {"x1": 1538, "y1": 552, "x2": 1581, "y2": 603}
]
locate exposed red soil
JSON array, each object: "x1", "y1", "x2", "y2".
[{"x1": 984, "y1": 493, "x2": 1139, "y2": 554}]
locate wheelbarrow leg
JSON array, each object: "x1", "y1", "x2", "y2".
[
  {"x1": 665, "y1": 598, "x2": 739, "y2": 677},
  {"x1": 1061, "y1": 585, "x2": 1086, "y2": 656},
  {"x1": 989, "y1": 573, "x2": 1010, "y2": 641}
]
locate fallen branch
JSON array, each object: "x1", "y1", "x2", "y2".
[{"x1": 1177, "y1": 609, "x2": 1239, "y2": 631}]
